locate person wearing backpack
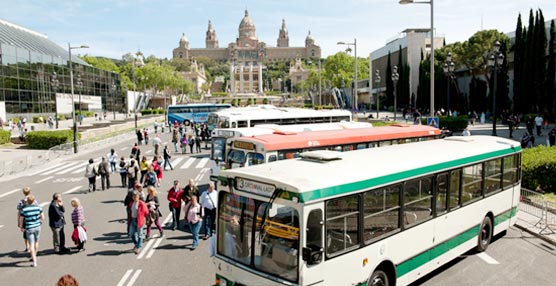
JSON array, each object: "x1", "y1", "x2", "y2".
[
  {"x1": 119, "y1": 156, "x2": 127, "y2": 188},
  {"x1": 97, "y1": 157, "x2": 110, "y2": 191},
  {"x1": 126, "y1": 159, "x2": 139, "y2": 190},
  {"x1": 143, "y1": 166, "x2": 157, "y2": 188}
]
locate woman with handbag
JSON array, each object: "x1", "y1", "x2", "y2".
[
  {"x1": 145, "y1": 186, "x2": 163, "y2": 240},
  {"x1": 70, "y1": 198, "x2": 86, "y2": 251},
  {"x1": 184, "y1": 195, "x2": 203, "y2": 250}
]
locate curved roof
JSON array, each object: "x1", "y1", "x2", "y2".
[
  {"x1": 180, "y1": 32, "x2": 188, "y2": 43},
  {"x1": 0, "y1": 18, "x2": 88, "y2": 65},
  {"x1": 239, "y1": 9, "x2": 255, "y2": 29}
]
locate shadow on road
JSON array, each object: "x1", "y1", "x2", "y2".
[{"x1": 93, "y1": 231, "x2": 129, "y2": 245}]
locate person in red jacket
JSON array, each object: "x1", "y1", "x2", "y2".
[
  {"x1": 128, "y1": 191, "x2": 149, "y2": 254},
  {"x1": 167, "y1": 180, "x2": 183, "y2": 231}
]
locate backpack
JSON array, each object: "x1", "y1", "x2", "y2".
[
  {"x1": 127, "y1": 166, "x2": 136, "y2": 178},
  {"x1": 146, "y1": 172, "x2": 156, "y2": 185}
]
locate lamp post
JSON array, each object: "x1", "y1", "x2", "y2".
[
  {"x1": 400, "y1": 0, "x2": 434, "y2": 117},
  {"x1": 392, "y1": 65, "x2": 399, "y2": 121},
  {"x1": 443, "y1": 52, "x2": 455, "y2": 115},
  {"x1": 68, "y1": 43, "x2": 89, "y2": 153},
  {"x1": 51, "y1": 72, "x2": 59, "y2": 129},
  {"x1": 375, "y1": 69, "x2": 381, "y2": 119},
  {"x1": 337, "y1": 39, "x2": 357, "y2": 111},
  {"x1": 488, "y1": 41, "x2": 504, "y2": 137}
]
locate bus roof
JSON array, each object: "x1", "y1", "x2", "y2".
[
  {"x1": 168, "y1": 103, "x2": 231, "y2": 107},
  {"x1": 212, "y1": 122, "x2": 372, "y2": 138},
  {"x1": 210, "y1": 106, "x2": 351, "y2": 121},
  {"x1": 219, "y1": 136, "x2": 521, "y2": 202},
  {"x1": 232, "y1": 125, "x2": 440, "y2": 151}
]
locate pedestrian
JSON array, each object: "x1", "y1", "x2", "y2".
[
  {"x1": 126, "y1": 159, "x2": 139, "y2": 190},
  {"x1": 19, "y1": 194, "x2": 44, "y2": 267},
  {"x1": 143, "y1": 166, "x2": 157, "y2": 188},
  {"x1": 119, "y1": 156, "x2": 128, "y2": 188},
  {"x1": 507, "y1": 114, "x2": 516, "y2": 138},
  {"x1": 181, "y1": 134, "x2": 188, "y2": 154},
  {"x1": 535, "y1": 114, "x2": 543, "y2": 136},
  {"x1": 136, "y1": 129, "x2": 143, "y2": 145},
  {"x1": 139, "y1": 156, "x2": 149, "y2": 184},
  {"x1": 56, "y1": 274, "x2": 80, "y2": 286},
  {"x1": 167, "y1": 180, "x2": 183, "y2": 231},
  {"x1": 163, "y1": 145, "x2": 173, "y2": 171},
  {"x1": 143, "y1": 128, "x2": 149, "y2": 145},
  {"x1": 84, "y1": 158, "x2": 97, "y2": 192},
  {"x1": 17, "y1": 187, "x2": 37, "y2": 253},
  {"x1": 200, "y1": 182, "x2": 218, "y2": 239},
  {"x1": 131, "y1": 143, "x2": 140, "y2": 161},
  {"x1": 48, "y1": 193, "x2": 69, "y2": 254},
  {"x1": 184, "y1": 195, "x2": 203, "y2": 250},
  {"x1": 152, "y1": 134, "x2": 162, "y2": 156},
  {"x1": 480, "y1": 112, "x2": 485, "y2": 124},
  {"x1": 70, "y1": 198, "x2": 86, "y2": 251},
  {"x1": 108, "y1": 148, "x2": 118, "y2": 173},
  {"x1": 195, "y1": 135, "x2": 202, "y2": 153},
  {"x1": 154, "y1": 120, "x2": 158, "y2": 134},
  {"x1": 548, "y1": 128, "x2": 556, "y2": 146},
  {"x1": 172, "y1": 129, "x2": 179, "y2": 152},
  {"x1": 526, "y1": 116, "x2": 535, "y2": 135},
  {"x1": 183, "y1": 178, "x2": 200, "y2": 204},
  {"x1": 152, "y1": 157, "x2": 163, "y2": 186},
  {"x1": 127, "y1": 191, "x2": 149, "y2": 254},
  {"x1": 145, "y1": 186, "x2": 163, "y2": 240},
  {"x1": 188, "y1": 134, "x2": 195, "y2": 154},
  {"x1": 97, "y1": 157, "x2": 110, "y2": 191}
]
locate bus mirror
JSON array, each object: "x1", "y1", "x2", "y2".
[{"x1": 302, "y1": 246, "x2": 323, "y2": 265}]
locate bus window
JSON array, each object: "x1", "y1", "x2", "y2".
[
  {"x1": 305, "y1": 209, "x2": 323, "y2": 265},
  {"x1": 461, "y1": 163, "x2": 483, "y2": 204},
  {"x1": 228, "y1": 150, "x2": 245, "y2": 168},
  {"x1": 502, "y1": 155, "x2": 518, "y2": 188},
  {"x1": 403, "y1": 176, "x2": 433, "y2": 226},
  {"x1": 325, "y1": 194, "x2": 360, "y2": 257},
  {"x1": 381, "y1": 140, "x2": 392, "y2": 147},
  {"x1": 369, "y1": 142, "x2": 378, "y2": 148},
  {"x1": 356, "y1": 143, "x2": 367, "y2": 150},
  {"x1": 232, "y1": 122, "x2": 238, "y2": 128},
  {"x1": 485, "y1": 159, "x2": 502, "y2": 195},
  {"x1": 436, "y1": 172, "x2": 449, "y2": 215},
  {"x1": 342, "y1": 145, "x2": 353, "y2": 151},
  {"x1": 332, "y1": 146, "x2": 342, "y2": 152},
  {"x1": 449, "y1": 169, "x2": 461, "y2": 209},
  {"x1": 217, "y1": 193, "x2": 255, "y2": 265},
  {"x1": 364, "y1": 184, "x2": 400, "y2": 242},
  {"x1": 268, "y1": 155, "x2": 277, "y2": 163},
  {"x1": 246, "y1": 153, "x2": 265, "y2": 166}
]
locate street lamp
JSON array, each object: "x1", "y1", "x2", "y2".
[
  {"x1": 375, "y1": 69, "x2": 381, "y2": 119},
  {"x1": 487, "y1": 41, "x2": 504, "y2": 137},
  {"x1": 443, "y1": 52, "x2": 455, "y2": 115},
  {"x1": 337, "y1": 39, "x2": 357, "y2": 111},
  {"x1": 400, "y1": 0, "x2": 435, "y2": 117},
  {"x1": 51, "y1": 72, "x2": 59, "y2": 129},
  {"x1": 68, "y1": 43, "x2": 89, "y2": 153},
  {"x1": 392, "y1": 65, "x2": 399, "y2": 121}
]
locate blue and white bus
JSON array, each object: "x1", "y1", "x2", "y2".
[{"x1": 167, "y1": 103, "x2": 231, "y2": 126}]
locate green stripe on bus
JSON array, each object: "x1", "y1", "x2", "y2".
[
  {"x1": 299, "y1": 148, "x2": 519, "y2": 202},
  {"x1": 395, "y1": 207, "x2": 516, "y2": 278}
]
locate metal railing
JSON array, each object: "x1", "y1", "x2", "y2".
[{"x1": 520, "y1": 188, "x2": 556, "y2": 234}]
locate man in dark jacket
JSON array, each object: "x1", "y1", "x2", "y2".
[{"x1": 48, "y1": 193, "x2": 69, "y2": 254}]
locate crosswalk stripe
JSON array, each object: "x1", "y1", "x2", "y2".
[
  {"x1": 42, "y1": 161, "x2": 80, "y2": 175},
  {"x1": 146, "y1": 150, "x2": 153, "y2": 154},
  {"x1": 0, "y1": 188, "x2": 21, "y2": 199},
  {"x1": 28, "y1": 162, "x2": 65, "y2": 176},
  {"x1": 195, "y1": 158, "x2": 209, "y2": 168},
  {"x1": 35, "y1": 176, "x2": 54, "y2": 184},
  {"x1": 121, "y1": 147, "x2": 128, "y2": 151},
  {"x1": 170, "y1": 157, "x2": 183, "y2": 168},
  {"x1": 180, "y1": 158, "x2": 195, "y2": 169},
  {"x1": 59, "y1": 161, "x2": 88, "y2": 174}
]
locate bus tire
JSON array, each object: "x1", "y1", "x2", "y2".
[
  {"x1": 476, "y1": 216, "x2": 493, "y2": 252},
  {"x1": 368, "y1": 269, "x2": 390, "y2": 286}
]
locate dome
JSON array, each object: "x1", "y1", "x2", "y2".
[
  {"x1": 238, "y1": 9, "x2": 257, "y2": 40},
  {"x1": 239, "y1": 9, "x2": 255, "y2": 29},
  {"x1": 306, "y1": 30, "x2": 314, "y2": 41},
  {"x1": 179, "y1": 32, "x2": 188, "y2": 43}
]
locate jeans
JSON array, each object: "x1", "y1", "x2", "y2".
[
  {"x1": 164, "y1": 158, "x2": 173, "y2": 170},
  {"x1": 127, "y1": 178, "x2": 136, "y2": 190},
  {"x1": 203, "y1": 208, "x2": 216, "y2": 236},
  {"x1": 188, "y1": 221, "x2": 202, "y2": 248},
  {"x1": 110, "y1": 162, "x2": 116, "y2": 173},
  {"x1": 170, "y1": 206, "x2": 181, "y2": 229},
  {"x1": 51, "y1": 226, "x2": 65, "y2": 252},
  {"x1": 120, "y1": 173, "x2": 127, "y2": 187},
  {"x1": 129, "y1": 219, "x2": 144, "y2": 249},
  {"x1": 173, "y1": 142, "x2": 178, "y2": 152},
  {"x1": 100, "y1": 174, "x2": 110, "y2": 190},
  {"x1": 26, "y1": 226, "x2": 41, "y2": 244}
]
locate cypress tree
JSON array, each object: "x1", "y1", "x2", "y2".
[
  {"x1": 547, "y1": 20, "x2": 556, "y2": 116},
  {"x1": 513, "y1": 14, "x2": 525, "y2": 113},
  {"x1": 524, "y1": 9, "x2": 536, "y2": 112},
  {"x1": 536, "y1": 10, "x2": 548, "y2": 113},
  {"x1": 496, "y1": 40, "x2": 511, "y2": 112},
  {"x1": 386, "y1": 52, "x2": 394, "y2": 108},
  {"x1": 397, "y1": 45, "x2": 408, "y2": 108}
]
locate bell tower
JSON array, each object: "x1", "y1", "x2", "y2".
[
  {"x1": 277, "y1": 19, "x2": 289, "y2": 47},
  {"x1": 205, "y1": 20, "x2": 219, "y2": 48}
]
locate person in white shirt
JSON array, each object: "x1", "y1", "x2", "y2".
[
  {"x1": 152, "y1": 134, "x2": 162, "y2": 156},
  {"x1": 108, "y1": 148, "x2": 118, "y2": 173},
  {"x1": 534, "y1": 114, "x2": 543, "y2": 136},
  {"x1": 200, "y1": 182, "x2": 218, "y2": 239}
]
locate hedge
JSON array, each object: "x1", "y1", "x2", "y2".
[
  {"x1": 0, "y1": 129, "x2": 10, "y2": 144},
  {"x1": 522, "y1": 146, "x2": 556, "y2": 193},
  {"x1": 212, "y1": 92, "x2": 228, "y2": 97},
  {"x1": 26, "y1": 130, "x2": 81, "y2": 149},
  {"x1": 141, "y1": 109, "x2": 165, "y2": 115},
  {"x1": 420, "y1": 116, "x2": 468, "y2": 132}
]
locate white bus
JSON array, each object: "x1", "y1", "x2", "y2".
[
  {"x1": 209, "y1": 121, "x2": 373, "y2": 181},
  {"x1": 214, "y1": 136, "x2": 521, "y2": 286},
  {"x1": 207, "y1": 105, "x2": 352, "y2": 131}
]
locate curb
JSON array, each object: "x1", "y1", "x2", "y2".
[{"x1": 514, "y1": 222, "x2": 556, "y2": 246}]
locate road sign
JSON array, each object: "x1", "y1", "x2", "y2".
[{"x1": 427, "y1": 117, "x2": 439, "y2": 128}]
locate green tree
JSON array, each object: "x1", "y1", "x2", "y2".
[
  {"x1": 547, "y1": 20, "x2": 556, "y2": 115},
  {"x1": 535, "y1": 10, "x2": 548, "y2": 113},
  {"x1": 512, "y1": 14, "x2": 526, "y2": 113},
  {"x1": 385, "y1": 52, "x2": 393, "y2": 107}
]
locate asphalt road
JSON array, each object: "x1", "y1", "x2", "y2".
[{"x1": 1, "y1": 128, "x2": 556, "y2": 286}]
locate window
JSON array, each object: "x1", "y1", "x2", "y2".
[
  {"x1": 246, "y1": 152, "x2": 264, "y2": 166},
  {"x1": 227, "y1": 150, "x2": 245, "y2": 168},
  {"x1": 449, "y1": 169, "x2": 461, "y2": 209},
  {"x1": 436, "y1": 172, "x2": 449, "y2": 214},
  {"x1": 305, "y1": 209, "x2": 323, "y2": 265},
  {"x1": 364, "y1": 185, "x2": 401, "y2": 242},
  {"x1": 404, "y1": 176, "x2": 433, "y2": 226},
  {"x1": 484, "y1": 159, "x2": 502, "y2": 194},
  {"x1": 326, "y1": 195, "x2": 360, "y2": 256},
  {"x1": 503, "y1": 155, "x2": 519, "y2": 188},
  {"x1": 462, "y1": 163, "x2": 483, "y2": 204},
  {"x1": 217, "y1": 193, "x2": 255, "y2": 266}
]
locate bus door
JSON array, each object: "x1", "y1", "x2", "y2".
[
  {"x1": 210, "y1": 136, "x2": 229, "y2": 181},
  {"x1": 301, "y1": 203, "x2": 325, "y2": 285}
]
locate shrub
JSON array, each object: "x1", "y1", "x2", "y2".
[
  {"x1": 262, "y1": 98, "x2": 269, "y2": 104},
  {"x1": 12, "y1": 117, "x2": 19, "y2": 124},
  {"x1": 0, "y1": 129, "x2": 10, "y2": 144},
  {"x1": 212, "y1": 92, "x2": 228, "y2": 97},
  {"x1": 26, "y1": 130, "x2": 81, "y2": 149},
  {"x1": 522, "y1": 146, "x2": 556, "y2": 193},
  {"x1": 304, "y1": 104, "x2": 314, "y2": 109},
  {"x1": 420, "y1": 116, "x2": 468, "y2": 132}
]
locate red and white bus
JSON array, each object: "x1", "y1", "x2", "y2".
[{"x1": 226, "y1": 124, "x2": 441, "y2": 169}]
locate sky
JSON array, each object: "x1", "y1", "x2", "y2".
[{"x1": 1, "y1": 0, "x2": 555, "y2": 60}]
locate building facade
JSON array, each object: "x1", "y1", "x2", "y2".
[{"x1": 0, "y1": 18, "x2": 121, "y2": 121}]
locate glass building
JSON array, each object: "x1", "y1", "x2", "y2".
[{"x1": 0, "y1": 18, "x2": 121, "y2": 121}]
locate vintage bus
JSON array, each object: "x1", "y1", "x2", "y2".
[
  {"x1": 207, "y1": 105, "x2": 352, "y2": 131},
  {"x1": 214, "y1": 136, "x2": 521, "y2": 286},
  {"x1": 209, "y1": 121, "x2": 373, "y2": 182},
  {"x1": 167, "y1": 103, "x2": 231, "y2": 125},
  {"x1": 226, "y1": 125, "x2": 441, "y2": 169}
]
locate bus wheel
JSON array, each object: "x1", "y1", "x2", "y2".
[
  {"x1": 476, "y1": 216, "x2": 493, "y2": 252},
  {"x1": 368, "y1": 269, "x2": 389, "y2": 286}
]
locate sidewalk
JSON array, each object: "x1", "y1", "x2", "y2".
[{"x1": 515, "y1": 211, "x2": 556, "y2": 245}]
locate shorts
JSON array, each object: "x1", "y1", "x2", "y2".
[{"x1": 25, "y1": 227, "x2": 41, "y2": 244}]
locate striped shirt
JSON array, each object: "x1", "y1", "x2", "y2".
[
  {"x1": 71, "y1": 205, "x2": 85, "y2": 226},
  {"x1": 20, "y1": 205, "x2": 43, "y2": 230}
]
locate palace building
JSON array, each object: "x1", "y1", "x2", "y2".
[{"x1": 172, "y1": 9, "x2": 321, "y2": 95}]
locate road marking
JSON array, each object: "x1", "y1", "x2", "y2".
[
  {"x1": 162, "y1": 212, "x2": 173, "y2": 225},
  {"x1": 195, "y1": 158, "x2": 209, "y2": 168},
  {"x1": 28, "y1": 162, "x2": 65, "y2": 176},
  {"x1": 146, "y1": 236, "x2": 165, "y2": 259},
  {"x1": 170, "y1": 157, "x2": 183, "y2": 168},
  {"x1": 52, "y1": 178, "x2": 83, "y2": 183},
  {"x1": 39, "y1": 201, "x2": 49, "y2": 208},
  {"x1": 116, "y1": 269, "x2": 134, "y2": 286},
  {"x1": 195, "y1": 168, "x2": 209, "y2": 183},
  {"x1": 180, "y1": 158, "x2": 195, "y2": 169},
  {"x1": 35, "y1": 176, "x2": 54, "y2": 184},
  {"x1": 62, "y1": 186, "x2": 82, "y2": 195},
  {"x1": 0, "y1": 188, "x2": 21, "y2": 199},
  {"x1": 477, "y1": 252, "x2": 500, "y2": 264},
  {"x1": 42, "y1": 161, "x2": 80, "y2": 175},
  {"x1": 0, "y1": 225, "x2": 4, "y2": 228},
  {"x1": 137, "y1": 239, "x2": 155, "y2": 259},
  {"x1": 58, "y1": 161, "x2": 87, "y2": 174},
  {"x1": 126, "y1": 269, "x2": 142, "y2": 286},
  {"x1": 121, "y1": 147, "x2": 128, "y2": 151}
]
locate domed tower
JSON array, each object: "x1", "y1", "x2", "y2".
[
  {"x1": 173, "y1": 32, "x2": 190, "y2": 59},
  {"x1": 179, "y1": 32, "x2": 189, "y2": 49},
  {"x1": 205, "y1": 20, "x2": 219, "y2": 48},
  {"x1": 238, "y1": 9, "x2": 258, "y2": 47},
  {"x1": 277, "y1": 19, "x2": 289, "y2": 47},
  {"x1": 305, "y1": 30, "x2": 315, "y2": 47}
]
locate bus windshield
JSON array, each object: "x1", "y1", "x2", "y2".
[
  {"x1": 218, "y1": 192, "x2": 300, "y2": 282},
  {"x1": 211, "y1": 137, "x2": 227, "y2": 162}
]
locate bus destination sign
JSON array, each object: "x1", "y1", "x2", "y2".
[
  {"x1": 237, "y1": 178, "x2": 275, "y2": 197},
  {"x1": 233, "y1": 141, "x2": 256, "y2": 150}
]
